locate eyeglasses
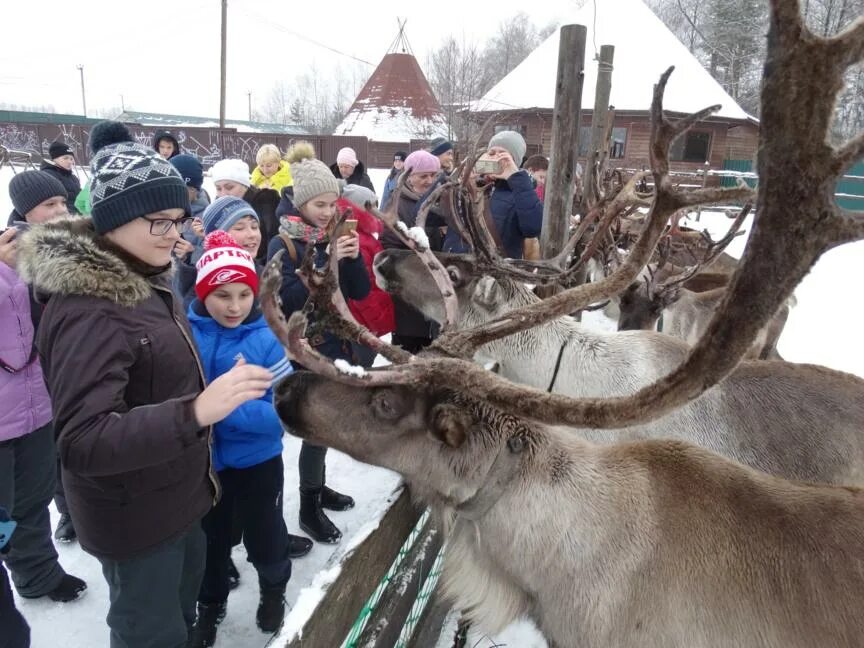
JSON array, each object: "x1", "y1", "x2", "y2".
[{"x1": 143, "y1": 215, "x2": 194, "y2": 236}]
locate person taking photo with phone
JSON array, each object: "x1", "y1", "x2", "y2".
[{"x1": 267, "y1": 141, "x2": 369, "y2": 545}]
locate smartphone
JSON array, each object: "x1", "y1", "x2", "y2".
[
  {"x1": 474, "y1": 158, "x2": 501, "y2": 175},
  {"x1": 334, "y1": 219, "x2": 358, "y2": 239}
]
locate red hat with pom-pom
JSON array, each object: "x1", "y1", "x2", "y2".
[{"x1": 195, "y1": 230, "x2": 258, "y2": 302}]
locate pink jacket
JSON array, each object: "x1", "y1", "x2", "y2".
[{"x1": 0, "y1": 263, "x2": 52, "y2": 441}]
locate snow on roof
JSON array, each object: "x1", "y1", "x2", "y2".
[
  {"x1": 116, "y1": 110, "x2": 309, "y2": 134},
  {"x1": 473, "y1": 0, "x2": 753, "y2": 121},
  {"x1": 335, "y1": 52, "x2": 448, "y2": 141}
]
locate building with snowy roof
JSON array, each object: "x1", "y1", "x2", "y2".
[{"x1": 471, "y1": 0, "x2": 759, "y2": 174}]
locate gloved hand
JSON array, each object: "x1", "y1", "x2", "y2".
[{"x1": 0, "y1": 506, "x2": 16, "y2": 553}]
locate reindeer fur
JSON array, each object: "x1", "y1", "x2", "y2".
[
  {"x1": 275, "y1": 371, "x2": 864, "y2": 648},
  {"x1": 374, "y1": 250, "x2": 864, "y2": 487}
]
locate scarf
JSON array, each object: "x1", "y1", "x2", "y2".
[{"x1": 278, "y1": 215, "x2": 330, "y2": 244}]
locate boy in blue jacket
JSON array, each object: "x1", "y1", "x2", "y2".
[{"x1": 187, "y1": 231, "x2": 309, "y2": 646}]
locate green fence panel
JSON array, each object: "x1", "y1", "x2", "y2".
[{"x1": 837, "y1": 159, "x2": 864, "y2": 211}]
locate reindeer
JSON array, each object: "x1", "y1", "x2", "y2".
[{"x1": 259, "y1": 5, "x2": 864, "y2": 644}]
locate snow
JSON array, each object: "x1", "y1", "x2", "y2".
[
  {"x1": 334, "y1": 358, "x2": 367, "y2": 377},
  {"x1": 473, "y1": 0, "x2": 754, "y2": 121},
  {"x1": 335, "y1": 105, "x2": 448, "y2": 142},
  {"x1": 4, "y1": 162, "x2": 864, "y2": 646}
]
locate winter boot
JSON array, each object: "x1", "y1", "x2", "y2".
[
  {"x1": 321, "y1": 485, "x2": 355, "y2": 511},
  {"x1": 287, "y1": 533, "x2": 313, "y2": 558},
  {"x1": 299, "y1": 490, "x2": 342, "y2": 544},
  {"x1": 227, "y1": 557, "x2": 240, "y2": 590},
  {"x1": 187, "y1": 601, "x2": 226, "y2": 648},
  {"x1": 21, "y1": 573, "x2": 87, "y2": 602},
  {"x1": 54, "y1": 513, "x2": 77, "y2": 543},
  {"x1": 257, "y1": 585, "x2": 286, "y2": 633}
]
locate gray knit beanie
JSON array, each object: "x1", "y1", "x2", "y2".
[
  {"x1": 8, "y1": 171, "x2": 67, "y2": 217},
  {"x1": 88, "y1": 121, "x2": 190, "y2": 234},
  {"x1": 488, "y1": 130, "x2": 527, "y2": 165},
  {"x1": 341, "y1": 184, "x2": 377, "y2": 210},
  {"x1": 285, "y1": 141, "x2": 341, "y2": 208},
  {"x1": 202, "y1": 196, "x2": 258, "y2": 234}
]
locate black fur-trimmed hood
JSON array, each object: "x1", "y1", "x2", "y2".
[{"x1": 17, "y1": 217, "x2": 162, "y2": 307}]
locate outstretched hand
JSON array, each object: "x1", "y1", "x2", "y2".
[{"x1": 193, "y1": 358, "x2": 273, "y2": 427}]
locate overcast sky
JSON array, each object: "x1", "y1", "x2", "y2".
[{"x1": 1, "y1": 0, "x2": 580, "y2": 120}]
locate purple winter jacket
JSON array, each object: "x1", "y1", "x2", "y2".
[{"x1": 0, "y1": 262, "x2": 52, "y2": 441}]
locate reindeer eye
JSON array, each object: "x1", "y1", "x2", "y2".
[
  {"x1": 371, "y1": 390, "x2": 401, "y2": 421},
  {"x1": 446, "y1": 267, "x2": 461, "y2": 284}
]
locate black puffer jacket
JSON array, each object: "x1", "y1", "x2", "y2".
[
  {"x1": 17, "y1": 218, "x2": 217, "y2": 561},
  {"x1": 329, "y1": 160, "x2": 375, "y2": 193},
  {"x1": 39, "y1": 161, "x2": 82, "y2": 215},
  {"x1": 244, "y1": 185, "x2": 281, "y2": 265}
]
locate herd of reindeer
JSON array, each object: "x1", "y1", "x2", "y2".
[{"x1": 265, "y1": 4, "x2": 863, "y2": 647}]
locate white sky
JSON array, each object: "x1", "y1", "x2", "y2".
[{"x1": 1, "y1": 0, "x2": 578, "y2": 120}]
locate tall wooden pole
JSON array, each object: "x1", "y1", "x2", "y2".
[
  {"x1": 76, "y1": 65, "x2": 87, "y2": 117},
  {"x1": 540, "y1": 25, "x2": 587, "y2": 260},
  {"x1": 219, "y1": 0, "x2": 227, "y2": 129},
  {"x1": 582, "y1": 45, "x2": 615, "y2": 208}
]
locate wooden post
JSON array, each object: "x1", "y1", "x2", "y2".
[
  {"x1": 219, "y1": 0, "x2": 227, "y2": 129},
  {"x1": 539, "y1": 25, "x2": 587, "y2": 260},
  {"x1": 582, "y1": 45, "x2": 615, "y2": 208}
]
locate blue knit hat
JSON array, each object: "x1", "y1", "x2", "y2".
[
  {"x1": 202, "y1": 196, "x2": 258, "y2": 234},
  {"x1": 88, "y1": 121, "x2": 189, "y2": 234},
  {"x1": 170, "y1": 154, "x2": 204, "y2": 191}
]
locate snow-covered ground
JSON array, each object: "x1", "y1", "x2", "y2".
[{"x1": 3, "y1": 164, "x2": 863, "y2": 647}]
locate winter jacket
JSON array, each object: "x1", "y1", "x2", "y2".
[
  {"x1": 251, "y1": 160, "x2": 293, "y2": 194},
  {"x1": 0, "y1": 262, "x2": 52, "y2": 442},
  {"x1": 153, "y1": 130, "x2": 180, "y2": 159},
  {"x1": 187, "y1": 302, "x2": 291, "y2": 472},
  {"x1": 329, "y1": 160, "x2": 375, "y2": 193},
  {"x1": 244, "y1": 185, "x2": 281, "y2": 266},
  {"x1": 191, "y1": 187, "x2": 211, "y2": 218},
  {"x1": 443, "y1": 170, "x2": 543, "y2": 259},
  {"x1": 40, "y1": 161, "x2": 82, "y2": 215},
  {"x1": 336, "y1": 197, "x2": 395, "y2": 336},
  {"x1": 276, "y1": 186, "x2": 301, "y2": 219},
  {"x1": 381, "y1": 187, "x2": 445, "y2": 340},
  {"x1": 74, "y1": 182, "x2": 91, "y2": 216},
  {"x1": 380, "y1": 167, "x2": 400, "y2": 211},
  {"x1": 266, "y1": 233, "x2": 370, "y2": 362},
  {"x1": 17, "y1": 218, "x2": 217, "y2": 561}
]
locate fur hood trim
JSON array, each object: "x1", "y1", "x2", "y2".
[{"x1": 17, "y1": 217, "x2": 156, "y2": 307}]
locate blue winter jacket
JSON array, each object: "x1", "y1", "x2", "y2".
[
  {"x1": 187, "y1": 301, "x2": 293, "y2": 472},
  {"x1": 266, "y1": 235, "x2": 370, "y2": 362},
  {"x1": 443, "y1": 170, "x2": 543, "y2": 259}
]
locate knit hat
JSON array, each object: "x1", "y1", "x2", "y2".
[
  {"x1": 195, "y1": 230, "x2": 258, "y2": 302},
  {"x1": 286, "y1": 142, "x2": 342, "y2": 207},
  {"x1": 202, "y1": 196, "x2": 258, "y2": 235},
  {"x1": 8, "y1": 170, "x2": 67, "y2": 217},
  {"x1": 210, "y1": 159, "x2": 251, "y2": 187},
  {"x1": 48, "y1": 141, "x2": 74, "y2": 159},
  {"x1": 394, "y1": 151, "x2": 407, "y2": 162},
  {"x1": 488, "y1": 130, "x2": 527, "y2": 166},
  {"x1": 170, "y1": 154, "x2": 204, "y2": 191},
  {"x1": 429, "y1": 137, "x2": 453, "y2": 157},
  {"x1": 85, "y1": 122, "x2": 189, "y2": 234},
  {"x1": 341, "y1": 184, "x2": 377, "y2": 210},
  {"x1": 404, "y1": 150, "x2": 441, "y2": 175},
  {"x1": 336, "y1": 147, "x2": 358, "y2": 167}
]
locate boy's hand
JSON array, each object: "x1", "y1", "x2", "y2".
[{"x1": 173, "y1": 239, "x2": 195, "y2": 260}]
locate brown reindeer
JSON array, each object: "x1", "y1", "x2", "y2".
[{"x1": 260, "y1": 4, "x2": 864, "y2": 645}]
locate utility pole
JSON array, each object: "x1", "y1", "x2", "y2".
[
  {"x1": 219, "y1": 0, "x2": 227, "y2": 129},
  {"x1": 120, "y1": 94, "x2": 125, "y2": 112},
  {"x1": 540, "y1": 25, "x2": 587, "y2": 261},
  {"x1": 582, "y1": 45, "x2": 615, "y2": 209},
  {"x1": 247, "y1": 91, "x2": 252, "y2": 122},
  {"x1": 76, "y1": 65, "x2": 87, "y2": 117}
]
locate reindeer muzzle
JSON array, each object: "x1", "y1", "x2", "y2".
[{"x1": 274, "y1": 371, "x2": 315, "y2": 438}]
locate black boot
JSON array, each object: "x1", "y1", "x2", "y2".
[
  {"x1": 287, "y1": 532, "x2": 313, "y2": 558},
  {"x1": 257, "y1": 585, "x2": 286, "y2": 633},
  {"x1": 54, "y1": 513, "x2": 77, "y2": 543},
  {"x1": 321, "y1": 485, "x2": 355, "y2": 511},
  {"x1": 187, "y1": 601, "x2": 226, "y2": 648},
  {"x1": 21, "y1": 573, "x2": 87, "y2": 602},
  {"x1": 227, "y1": 557, "x2": 240, "y2": 590},
  {"x1": 299, "y1": 490, "x2": 342, "y2": 544}
]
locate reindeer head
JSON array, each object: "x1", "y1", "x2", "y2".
[
  {"x1": 274, "y1": 370, "x2": 533, "y2": 508},
  {"x1": 617, "y1": 275, "x2": 682, "y2": 331},
  {"x1": 374, "y1": 249, "x2": 539, "y2": 329}
]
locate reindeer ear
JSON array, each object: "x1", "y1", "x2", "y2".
[
  {"x1": 473, "y1": 276, "x2": 500, "y2": 308},
  {"x1": 429, "y1": 403, "x2": 471, "y2": 448}
]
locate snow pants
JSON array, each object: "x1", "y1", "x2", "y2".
[{"x1": 0, "y1": 561, "x2": 30, "y2": 648}]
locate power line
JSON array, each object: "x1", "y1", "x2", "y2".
[{"x1": 237, "y1": 8, "x2": 375, "y2": 67}]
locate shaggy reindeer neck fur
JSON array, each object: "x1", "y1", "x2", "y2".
[{"x1": 16, "y1": 217, "x2": 167, "y2": 307}]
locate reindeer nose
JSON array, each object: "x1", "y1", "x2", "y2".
[{"x1": 274, "y1": 371, "x2": 312, "y2": 435}]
